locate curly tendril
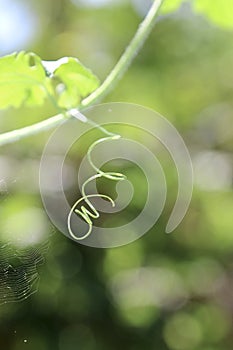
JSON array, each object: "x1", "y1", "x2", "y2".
[{"x1": 67, "y1": 129, "x2": 126, "y2": 241}]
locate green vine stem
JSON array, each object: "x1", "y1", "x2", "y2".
[{"x1": 0, "y1": 0, "x2": 163, "y2": 147}]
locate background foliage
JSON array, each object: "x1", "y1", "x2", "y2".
[{"x1": 0, "y1": 0, "x2": 233, "y2": 349}]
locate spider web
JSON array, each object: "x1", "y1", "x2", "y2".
[
  {"x1": 0, "y1": 152, "x2": 55, "y2": 305},
  {"x1": 0, "y1": 178, "x2": 50, "y2": 305},
  {"x1": 0, "y1": 240, "x2": 49, "y2": 305}
]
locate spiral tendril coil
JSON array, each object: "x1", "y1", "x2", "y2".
[{"x1": 67, "y1": 130, "x2": 126, "y2": 241}]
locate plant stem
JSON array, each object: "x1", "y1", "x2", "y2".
[
  {"x1": 81, "y1": 0, "x2": 163, "y2": 107},
  {"x1": 0, "y1": 0, "x2": 163, "y2": 147}
]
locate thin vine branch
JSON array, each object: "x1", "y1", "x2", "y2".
[
  {"x1": 0, "y1": 0, "x2": 163, "y2": 147},
  {"x1": 81, "y1": 0, "x2": 163, "y2": 107}
]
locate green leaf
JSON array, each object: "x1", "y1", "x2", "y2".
[
  {"x1": 160, "y1": 0, "x2": 183, "y2": 14},
  {"x1": 0, "y1": 51, "x2": 53, "y2": 109},
  {"x1": 160, "y1": 0, "x2": 233, "y2": 29},
  {"x1": 0, "y1": 52, "x2": 100, "y2": 111},
  {"x1": 194, "y1": 0, "x2": 233, "y2": 28},
  {"x1": 45, "y1": 57, "x2": 100, "y2": 109}
]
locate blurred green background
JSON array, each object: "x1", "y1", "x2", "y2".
[{"x1": 0, "y1": 0, "x2": 233, "y2": 349}]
